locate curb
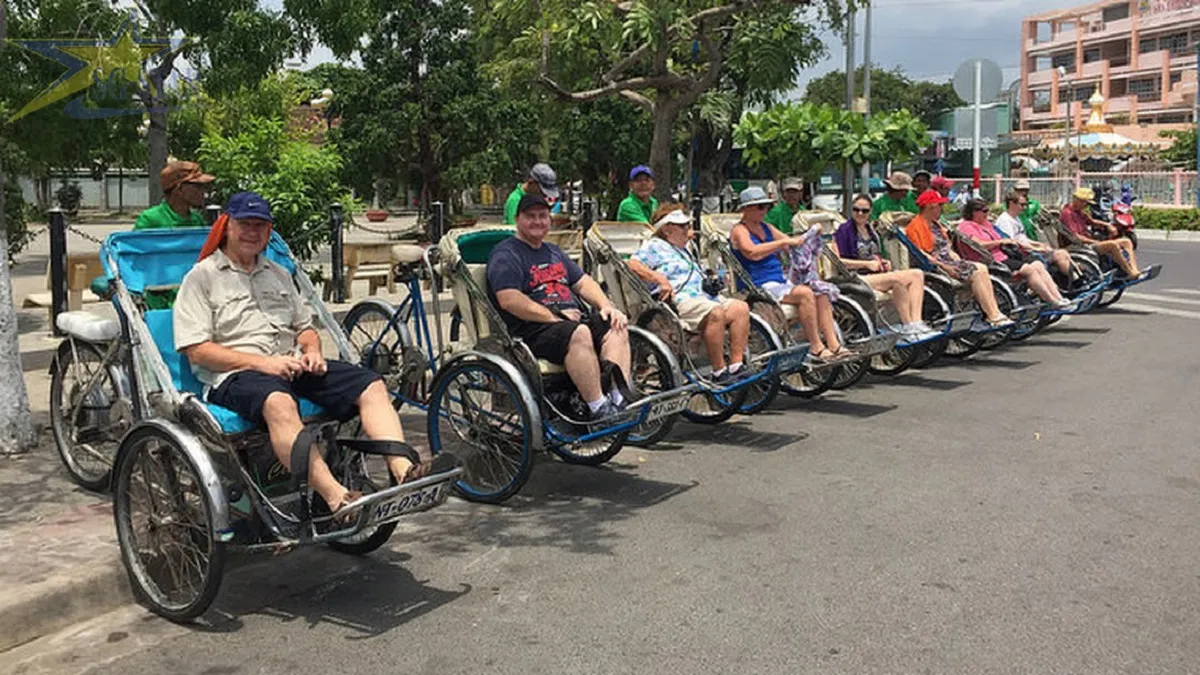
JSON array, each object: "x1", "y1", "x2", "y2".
[
  {"x1": 0, "y1": 503, "x2": 133, "y2": 653},
  {"x1": 0, "y1": 560, "x2": 131, "y2": 653}
]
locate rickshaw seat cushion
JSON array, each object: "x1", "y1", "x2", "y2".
[
  {"x1": 456, "y1": 229, "x2": 514, "y2": 265},
  {"x1": 143, "y1": 309, "x2": 327, "y2": 435},
  {"x1": 56, "y1": 311, "x2": 120, "y2": 342},
  {"x1": 101, "y1": 229, "x2": 296, "y2": 294}
]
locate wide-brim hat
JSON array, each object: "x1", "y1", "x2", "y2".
[
  {"x1": 884, "y1": 171, "x2": 914, "y2": 191},
  {"x1": 1073, "y1": 187, "x2": 1096, "y2": 203},
  {"x1": 738, "y1": 186, "x2": 774, "y2": 209},
  {"x1": 781, "y1": 177, "x2": 804, "y2": 192}
]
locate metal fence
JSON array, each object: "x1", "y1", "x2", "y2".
[{"x1": 982, "y1": 170, "x2": 1199, "y2": 208}]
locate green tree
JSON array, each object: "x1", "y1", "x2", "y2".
[
  {"x1": 198, "y1": 116, "x2": 355, "y2": 260},
  {"x1": 1160, "y1": 128, "x2": 1196, "y2": 168},
  {"x1": 803, "y1": 66, "x2": 964, "y2": 127},
  {"x1": 734, "y1": 102, "x2": 928, "y2": 179},
  {"x1": 690, "y1": 3, "x2": 828, "y2": 197},
  {"x1": 482, "y1": 0, "x2": 856, "y2": 197}
]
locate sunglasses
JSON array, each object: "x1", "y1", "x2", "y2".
[{"x1": 852, "y1": 207, "x2": 871, "y2": 214}]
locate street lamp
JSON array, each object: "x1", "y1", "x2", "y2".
[{"x1": 1056, "y1": 65, "x2": 1074, "y2": 165}]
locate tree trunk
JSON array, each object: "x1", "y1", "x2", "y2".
[
  {"x1": 0, "y1": 173, "x2": 38, "y2": 456},
  {"x1": 147, "y1": 107, "x2": 168, "y2": 205},
  {"x1": 648, "y1": 95, "x2": 681, "y2": 200},
  {"x1": 145, "y1": 65, "x2": 171, "y2": 205}
]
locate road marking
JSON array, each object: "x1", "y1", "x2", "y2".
[
  {"x1": 1117, "y1": 303, "x2": 1200, "y2": 321},
  {"x1": 1124, "y1": 292, "x2": 1200, "y2": 307},
  {"x1": 1164, "y1": 288, "x2": 1200, "y2": 297}
]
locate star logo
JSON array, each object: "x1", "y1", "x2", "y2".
[{"x1": 8, "y1": 14, "x2": 189, "y2": 121}]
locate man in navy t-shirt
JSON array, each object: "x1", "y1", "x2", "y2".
[{"x1": 487, "y1": 193, "x2": 631, "y2": 419}]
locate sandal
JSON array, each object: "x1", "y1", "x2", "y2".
[
  {"x1": 828, "y1": 346, "x2": 858, "y2": 361},
  {"x1": 809, "y1": 349, "x2": 837, "y2": 364},
  {"x1": 328, "y1": 490, "x2": 364, "y2": 524}
]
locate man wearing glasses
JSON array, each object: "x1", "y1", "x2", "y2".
[
  {"x1": 995, "y1": 191, "x2": 1073, "y2": 279},
  {"x1": 135, "y1": 161, "x2": 215, "y2": 230}
]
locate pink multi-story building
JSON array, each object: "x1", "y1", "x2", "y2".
[{"x1": 1019, "y1": 0, "x2": 1200, "y2": 136}]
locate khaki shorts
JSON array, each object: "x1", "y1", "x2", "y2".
[{"x1": 676, "y1": 296, "x2": 738, "y2": 333}]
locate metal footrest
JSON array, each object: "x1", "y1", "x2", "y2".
[
  {"x1": 846, "y1": 332, "x2": 900, "y2": 359},
  {"x1": 937, "y1": 311, "x2": 979, "y2": 338}
]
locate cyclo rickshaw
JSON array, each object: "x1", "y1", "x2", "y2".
[
  {"x1": 581, "y1": 220, "x2": 810, "y2": 436},
  {"x1": 341, "y1": 225, "x2": 696, "y2": 505},
  {"x1": 1035, "y1": 209, "x2": 1161, "y2": 309},
  {"x1": 876, "y1": 211, "x2": 1034, "y2": 362},
  {"x1": 944, "y1": 221, "x2": 1113, "y2": 339},
  {"x1": 54, "y1": 228, "x2": 463, "y2": 622},
  {"x1": 696, "y1": 213, "x2": 899, "y2": 397},
  {"x1": 791, "y1": 209, "x2": 963, "y2": 381}
]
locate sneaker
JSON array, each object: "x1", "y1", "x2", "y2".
[
  {"x1": 588, "y1": 400, "x2": 622, "y2": 423},
  {"x1": 1051, "y1": 298, "x2": 1075, "y2": 310},
  {"x1": 986, "y1": 315, "x2": 1015, "y2": 328},
  {"x1": 714, "y1": 365, "x2": 753, "y2": 384}
]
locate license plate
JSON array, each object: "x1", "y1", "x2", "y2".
[
  {"x1": 370, "y1": 482, "x2": 448, "y2": 523},
  {"x1": 773, "y1": 349, "x2": 808, "y2": 372},
  {"x1": 645, "y1": 396, "x2": 688, "y2": 423}
]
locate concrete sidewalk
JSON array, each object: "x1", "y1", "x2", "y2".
[{"x1": 0, "y1": 448, "x2": 128, "y2": 653}]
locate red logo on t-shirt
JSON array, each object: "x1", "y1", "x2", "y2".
[{"x1": 529, "y1": 261, "x2": 573, "y2": 305}]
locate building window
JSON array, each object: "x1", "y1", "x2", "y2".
[
  {"x1": 1033, "y1": 90, "x2": 1051, "y2": 113},
  {"x1": 1162, "y1": 32, "x2": 1190, "y2": 56},
  {"x1": 1084, "y1": 48, "x2": 1101, "y2": 63},
  {"x1": 1139, "y1": 37, "x2": 1157, "y2": 53},
  {"x1": 1171, "y1": 72, "x2": 1183, "y2": 86},
  {"x1": 1102, "y1": 4, "x2": 1129, "y2": 22},
  {"x1": 1129, "y1": 78, "x2": 1160, "y2": 101},
  {"x1": 1058, "y1": 86, "x2": 1092, "y2": 102},
  {"x1": 1051, "y1": 52, "x2": 1076, "y2": 70}
]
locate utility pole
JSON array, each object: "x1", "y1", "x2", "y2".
[
  {"x1": 860, "y1": 1, "x2": 872, "y2": 195},
  {"x1": 842, "y1": 8, "x2": 856, "y2": 217}
]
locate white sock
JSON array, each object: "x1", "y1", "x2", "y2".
[
  {"x1": 587, "y1": 397, "x2": 608, "y2": 413},
  {"x1": 609, "y1": 389, "x2": 624, "y2": 407},
  {"x1": 712, "y1": 367, "x2": 727, "y2": 377},
  {"x1": 728, "y1": 362, "x2": 743, "y2": 373}
]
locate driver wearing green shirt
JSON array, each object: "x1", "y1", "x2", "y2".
[
  {"x1": 870, "y1": 171, "x2": 919, "y2": 219},
  {"x1": 1013, "y1": 179, "x2": 1043, "y2": 241},
  {"x1": 764, "y1": 176, "x2": 806, "y2": 234},
  {"x1": 503, "y1": 163, "x2": 561, "y2": 224},
  {"x1": 616, "y1": 165, "x2": 659, "y2": 223},
  {"x1": 134, "y1": 161, "x2": 214, "y2": 230}
]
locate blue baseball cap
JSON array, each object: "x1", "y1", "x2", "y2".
[
  {"x1": 629, "y1": 165, "x2": 654, "y2": 181},
  {"x1": 225, "y1": 191, "x2": 273, "y2": 222}
]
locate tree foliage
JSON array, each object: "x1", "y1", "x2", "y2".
[
  {"x1": 803, "y1": 66, "x2": 964, "y2": 127},
  {"x1": 1160, "y1": 128, "x2": 1196, "y2": 168},
  {"x1": 196, "y1": 76, "x2": 356, "y2": 260},
  {"x1": 735, "y1": 102, "x2": 928, "y2": 179},
  {"x1": 480, "y1": 0, "x2": 857, "y2": 195}
]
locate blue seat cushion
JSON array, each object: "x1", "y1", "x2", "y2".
[{"x1": 143, "y1": 309, "x2": 328, "y2": 434}]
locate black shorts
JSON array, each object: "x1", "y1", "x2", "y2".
[
  {"x1": 1000, "y1": 257, "x2": 1025, "y2": 273},
  {"x1": 207, "y1": 359, "x2": 381, "y2": 424},
  {"x1": 516, "y1": 313, "x2": 611, "y2": 365}
]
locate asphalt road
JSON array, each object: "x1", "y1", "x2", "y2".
[{"x1": 9, "y1": 242, "x2": 1200, "y2": 675}]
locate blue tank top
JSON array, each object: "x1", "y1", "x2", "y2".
[{"x1": 732, "y1": 221, "x2": 785, "y2": 287}]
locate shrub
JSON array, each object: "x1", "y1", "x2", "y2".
[{"x1": 1132, "y1": 206, "x2": 1200, "y2": 231}]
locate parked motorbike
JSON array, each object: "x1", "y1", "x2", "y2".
[{"x1": 1089, "y1": 183, "x2": 1139, "y2": 250}]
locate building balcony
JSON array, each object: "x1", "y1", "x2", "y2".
[{"x1": 1027, "y1": 69, "x2": 1055, "y2": 87}]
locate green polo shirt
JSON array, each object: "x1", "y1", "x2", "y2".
[
  {"x1": 134, "y1": 200, "x2": 206, "y2": 230},
  {"x1": 764, "y1": 202, "x2": 804, "y2": 234},
  {"x1": 1019, "y1": 198, "x2": 1042, "y2": 241},
  {"x1": 616, "y1": 192, "x2": 658, "y2": 223},
  {"x1": 869, "y1": 192, "x2": 918, "y2": 220},
  {"x1": 503, "y1": 185, "x2": 525, "y2": 224}
]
